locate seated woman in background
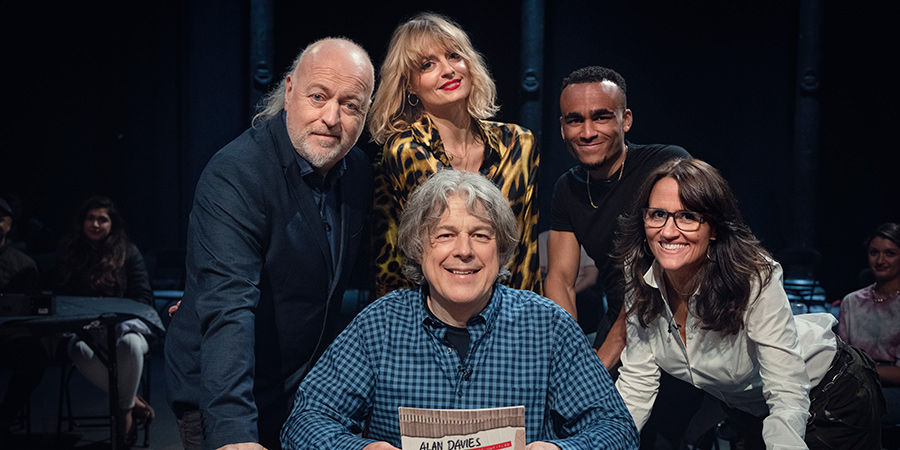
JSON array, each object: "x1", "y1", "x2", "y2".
[
  {"x1": 839, "y1": 222, "x2": 900, "y2": 387},
  {"x1": 613, "y1": 158, "x2": 884, "y2": 449},
  {"x1": 54, "y1": 196, "x2": 154, "y2": 444},
  {"x1": 368, "y1": 12, "x2": 541, "y2": 298}
]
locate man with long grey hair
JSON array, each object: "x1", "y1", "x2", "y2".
[
  {"x1": 282, "y1": 169, "x2": 637, "y2": 450},
  {"x1": 166, "y1": 37, "x2": 374, "y2": 450}
]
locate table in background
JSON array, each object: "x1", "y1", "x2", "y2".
[{"x1": 1, "y1": 296, "x2": 165, "y2": 449}]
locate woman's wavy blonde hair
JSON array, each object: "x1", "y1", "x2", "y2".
[{"x1": 368, "y1": 12, "x2": 499, "y2": 144}]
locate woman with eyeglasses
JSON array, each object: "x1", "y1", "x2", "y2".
[
  {"x1": 613, "y1": 158, "x2": 883, "y2": 449},
  {"x1": 54, "y1": 196, "x2": 155, "y2": 445}
]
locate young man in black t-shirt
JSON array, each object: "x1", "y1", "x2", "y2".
[
  {"x1": 545, "y1": 66, "x2": 707, "y2": 449},
  {"x1": 545, "y1": 66, "x2": 688, "y2": 367}
]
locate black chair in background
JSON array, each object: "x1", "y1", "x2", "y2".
[
  {"x1": 56, "y1": 345, "x2": 152, "y2": 447},
  {"x1": 778, "y1": 248, "x2": 828, "y2": 314}
]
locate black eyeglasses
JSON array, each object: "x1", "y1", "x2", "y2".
[{"x1": 642, "y1": 208, "x2": 706, "y2": 232}]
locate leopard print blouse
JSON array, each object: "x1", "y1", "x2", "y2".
[{"x1": 372, "y1": 114, "x2": 542, "y2": 298}]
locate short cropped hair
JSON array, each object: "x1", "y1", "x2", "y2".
[
  {"x1": 398, "y1": 170, "x2": 518, "y2": 285},
  {"x1": 561, "y1": 66, "x2": 628, "y2": 108},
  {"x1": 368, "y1": 12, "x2": 499, "y2": 144}
]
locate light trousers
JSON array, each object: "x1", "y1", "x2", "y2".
[{"x1": 67, "y1": 332, "x2": 149, "y2": 410}]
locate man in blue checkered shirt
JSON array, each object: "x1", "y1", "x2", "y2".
[{"x1": 281, "y1": 170, "x2": 638, "y2": 449}]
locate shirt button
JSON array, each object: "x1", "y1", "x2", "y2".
[
  {"x1": 457, "y1": 390, "x2": 463, "y2": 397},
  {"x1": 446, "y1": 348, "x2": 452, "y2": 354}
]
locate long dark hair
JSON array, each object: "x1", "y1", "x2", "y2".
[
  {"x1": 56, "y1": 196, "x2": 132, "y2": 296},
  {"x1": 615, "y1": 158, "x2": 772, "y2": 335}
]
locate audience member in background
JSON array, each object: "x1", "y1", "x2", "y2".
[
  {"x1": 54, "y1": 195, "x2": 154, "y2": 445},
  {"x1": 614, "y1": 158, "x2": 884, "y2": 449},
  {"x1": 0, "y1": 197, "x2": 39, "y2": 294},
  {"x1": 0, "y1": 196, "x2": 46, "y2": 437},
  {"x1": 839, "y1": 222, "x2": 900, "y2": 387},
  {"x1": 368, "y1": 12, "x2": 541, "y2": 298}
]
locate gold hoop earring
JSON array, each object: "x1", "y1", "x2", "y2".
[{"x1": 407, "y1": 92, "x2": 419, "y2": 107}]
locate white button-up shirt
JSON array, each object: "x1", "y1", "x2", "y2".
[{"x1": 616, "y1": 260, "x2": 836, "y2": 449}]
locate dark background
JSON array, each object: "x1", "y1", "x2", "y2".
[{"x1": 2, "y1": 1, "x2": 897, "y2": 301}]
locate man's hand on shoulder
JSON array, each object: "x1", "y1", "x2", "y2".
[
  {"x1": 216, "y1": 443, "x2": 267, "y2": 450},
  {"x1": 526, "y1": 442, "x2": 560, "y2": 450},
  {"x1": 363, "y1": 442, "x2": 400, "y2": 450}
]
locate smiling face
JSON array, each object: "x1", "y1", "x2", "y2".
[
  {"x1": 409, "y1": 44, "x2": 471, "y2": 114},
  {"x1": 645, "y1": 177, "x2": 714, "y2": 286},
  {"x1": 284, "y1": 39, "x2": 373, "y2": 175},
  {"x1": 83, "y1": 208, "x2": 112, "y2": 242},
  {"x1": 559, "y1": 80, "x2": 632, "y2": 175},
  {"x1": 419, "y1": 195, "x2": 499, "y2": 326},
  {"x1": 869, "y1": 236, "x2": 900, "y2": 284}
]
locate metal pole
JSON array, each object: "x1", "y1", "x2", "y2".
[
  {"x1": 783, "y1": 0, "x2": 823, "y2": 282},
  {"x1": 249, "y1": 0, "x2": 274, "y2": 119},
  {"x1": 519, "y1": 0, "x2": 545, "y2": 139},
  {"x1": 791, "y1": 0, "x2": 822, "y2": 252}
]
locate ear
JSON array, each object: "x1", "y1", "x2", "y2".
[
  {"x1": 559, "y1": 116, "x2": 565, "y2": 140},
  {"x1": 284, "y1": 75, "x2": 294, "y2": 103},
  {"x1": 623, "y1": 109, "x2": 633, "y2": 132}
]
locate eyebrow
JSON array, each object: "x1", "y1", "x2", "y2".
[
  {"x1": 432, "y1": 223, "x2": 494, "y2": 234},
  {"x1": 563, "y1": 108, "x2": 615, "y2": 120},
  {"x1": 307, "y1": 82, "x2": 366, "y2": 103},
  {"x1": 305, "y1": 82, "x2": 330, "y2": 92}
]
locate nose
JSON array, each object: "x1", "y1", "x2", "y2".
[
  {"x1": 577, "y1": 122, "x2": 597, "y2": 141},
  {"x1": 438, "y1": 57, "x2": 455, "y2": 78},
  {"x1": 321, "y1": 100, "x2": 340, "y2": 128},
  {"x1": 452, "y1": 234, "x2": 473, "y2": 257},
  {"x1": 660, "y1": 215, "x2": 680, "y2": 237}
]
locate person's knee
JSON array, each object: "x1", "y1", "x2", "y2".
[
  {"x1": 117, "y1": 333, "x2": 148, "y2": 360},
  {"x1": 68, "y1": 338, "x2": 94, "y2": 362}
]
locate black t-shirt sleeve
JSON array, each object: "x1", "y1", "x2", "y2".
[{"x1": 550, "y1": 171, "x2": 576, "y2": 233}]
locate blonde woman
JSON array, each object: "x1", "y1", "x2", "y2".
[{"x1": 369, "y1": 12, "x2": 540, "y2": 298}]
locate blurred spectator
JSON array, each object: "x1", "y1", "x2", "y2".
[
  {"x1": 0, "y1": 197, "x2": 39, "y2": 294},
  {"x1": 1, "y1": 196, "x2": 47, "y2": 438},
  {"x1": 0, "y1": 193, "x2": 56, "y2": 255},
  {"x1": 838, "y1": 222, "x2": 900, "y2": 386},
  {"x1": 53, "y1": 196, "x2": 154, "y2": 445}
]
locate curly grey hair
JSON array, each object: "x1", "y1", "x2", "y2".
[{"x1": 398, "y1": 169, "x2": 518, "y2": 285}]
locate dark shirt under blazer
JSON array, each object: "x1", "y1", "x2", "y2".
[{"x1": 164, "y1": 112, "x2": 373, "y2": 449}]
